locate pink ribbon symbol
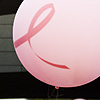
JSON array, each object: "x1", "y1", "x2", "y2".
[{"x1": 14, "y1": 3, "x2": 69, "y2": 69}]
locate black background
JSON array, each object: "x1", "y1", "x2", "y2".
[
  {"x1": 0, "y1": 72, "x2": 100, "y2": 98},
  {"x1": 0, "y1": 0, "x2": 23, "y2": 15}
]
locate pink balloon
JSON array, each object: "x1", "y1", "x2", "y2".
[{"x1": 13, "y1": 0, "x2": 100, "y2": 87}]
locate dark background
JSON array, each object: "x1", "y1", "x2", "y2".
[
  {"x1": 0, "y1": 0, "x2": 100, "y2": 98},
  {"x1": 0, "y1": 72, "x2": 100, "y2": 98},
  {"x1": 0, "y1": 0, "x2": 23, "y2": 15}
]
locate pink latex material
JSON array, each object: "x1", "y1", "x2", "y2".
[
  {"x1": 14, "y1": 3, "x2": 69, "y2": 69},
  {"x1": 13, "y1": 0, "x2": 100, "y2": 87}
]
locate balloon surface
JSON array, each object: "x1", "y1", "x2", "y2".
[{"x1": 13, "y1": 0, "x2": 100, "y2": 87}]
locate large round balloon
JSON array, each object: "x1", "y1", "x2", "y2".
[{"x1": 13, "y1": 0, "x2": 100, "y2": 87}]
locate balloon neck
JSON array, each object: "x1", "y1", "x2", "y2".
[{"x1": 55, "y1": 86, "x2": 59, "y2": 89}]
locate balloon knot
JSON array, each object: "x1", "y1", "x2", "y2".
[{"x1": 55, "y1": 86, "x2": 59, "y2": 89}]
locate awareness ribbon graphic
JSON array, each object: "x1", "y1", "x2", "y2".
[{"x1": 14, "y1": 3, "x2": 69, "y2": 69}]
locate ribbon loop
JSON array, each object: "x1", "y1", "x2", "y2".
[
  {"x1": 14, "y1": 4, "x2": 69, "y2": 69},
  {"x1": 14, "y1": 3, "x2": 55, "y2": 48}
]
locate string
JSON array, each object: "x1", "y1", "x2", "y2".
[{"x1": 47, "y1": 86, "x2": 56, "y2": 98}]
